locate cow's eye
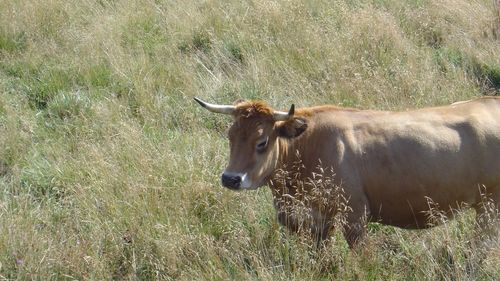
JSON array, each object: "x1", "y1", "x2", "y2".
[{"x1": 256, "y1": 137, "x2": 269, "y2": 153}]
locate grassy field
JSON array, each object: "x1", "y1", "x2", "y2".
[{"x1": 0, "y1": 0, "x2": 499, "y2": 279}]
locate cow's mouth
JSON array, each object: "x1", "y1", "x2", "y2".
[
  {"x1": 221, "y1": 172, "x2": 262, "y2": 190},
  {"x1": 221, "y1": 173, "x2": 242, "y2": 189},
  {"x1": 221, "y1": 172, "x2": 254, "y2": 190}
]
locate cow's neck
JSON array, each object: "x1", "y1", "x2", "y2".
[
  {"x1": 268, "y1": 135, "x2": 308, "y2": 194},
  {"x1": 269, "y1": 114, "x2": 333, "y2": 193}
]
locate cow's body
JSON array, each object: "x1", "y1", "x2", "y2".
[{"x1": 196, "y1": 96, "x2": 500, "y2": 246}]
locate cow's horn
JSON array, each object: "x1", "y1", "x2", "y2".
[
  {"x1": 273, "y1": 104, "x2": 295, "y2": 121},
  {"x1": 194, "y1": 97, "x2": 235, "y2": 115}
]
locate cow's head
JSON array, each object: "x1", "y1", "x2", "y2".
[{"x1": 195, "y1": 98, "x2": 307, "y2": 190}]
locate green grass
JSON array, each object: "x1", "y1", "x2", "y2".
[{"x1": 0, "y1": 0, "x2": 499, "y2": 279}]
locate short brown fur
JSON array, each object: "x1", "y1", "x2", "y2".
[
  {"x1": 233, "y1": 101, "x2": 273, "y2": 119},
  {"x1": 202, "y1": 97, "x2": 500, "y2": 247}
]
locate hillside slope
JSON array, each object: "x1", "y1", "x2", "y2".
[{"x1": 0, "y1": 0, "x2": 499, "y2": 279}]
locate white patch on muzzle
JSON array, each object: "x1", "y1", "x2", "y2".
[
  {"x1": 222, "y1": 171, "x2": 255, "y2": 189},
  {"x1": 239, "y1": 173, "x2": 254, "y2": 189}
]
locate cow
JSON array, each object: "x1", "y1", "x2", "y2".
[{"x1": 195, "y1": 96, "x2": 500, "y2": 247}]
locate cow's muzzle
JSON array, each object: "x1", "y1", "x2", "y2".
[{"x1": 221, "y1": 173, "x2": 242, "y2": 190}]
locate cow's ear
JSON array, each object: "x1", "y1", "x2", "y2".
[{"x1": 276, "y1": 118, "x2": 308, "y2": 138}]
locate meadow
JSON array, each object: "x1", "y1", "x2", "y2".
[{"x1": 0, "y1": 0, "x2": 499, "y2": 279}]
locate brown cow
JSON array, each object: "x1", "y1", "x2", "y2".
[{"x1": 195, "y1": 97, "x2": 500, "y2": 247}]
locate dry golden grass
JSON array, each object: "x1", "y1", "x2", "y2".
[{"x1": 0, "y1": 0, "x2": 499, "y2": 279}]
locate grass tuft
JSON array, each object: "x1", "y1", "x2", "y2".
[{"x1": 0, "y1": 29, "x2": 27, "y2": 54}]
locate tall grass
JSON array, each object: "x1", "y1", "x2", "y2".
[{"x1": 0, "y1": 0, "x2": 499, "y2": 279}]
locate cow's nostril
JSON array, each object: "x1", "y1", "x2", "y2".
[{"x1": 221, "y1": 173, "x2": 242, "y2": 189}]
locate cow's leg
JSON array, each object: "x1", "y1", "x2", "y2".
[
  {"x1": 343, "y1": 214, "x2": 367, "y2": 248},
  {"x1": 311, "y1": 221, "x2": 331, "y2": 248},
  {"x1": 473, "y1": 187, "x2": 500, "y2": 235},
  {"x1": 466, "y1": 189, "x2": 500, "y2": 273},
  {"x1": 276, "y1": 209, "x2": 300, "y2": 233},
  {"x1": 342, "y1": 194, "x2": 370, "y2": 248}
]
